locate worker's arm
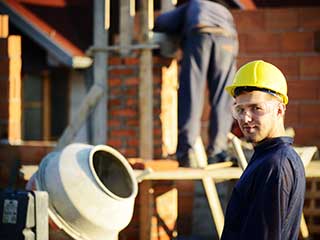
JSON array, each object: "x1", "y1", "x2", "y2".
[{"x1": 153, "y1": 4, "x2": 187, "y2": 34}]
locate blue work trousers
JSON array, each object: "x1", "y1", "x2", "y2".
[{"x1": 177, "y1": 30, "x2": 238, "y2": 160}]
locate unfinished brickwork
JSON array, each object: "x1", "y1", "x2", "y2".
[{"x1": 107, "y1": 55, "x2": 177, "y2": 159}]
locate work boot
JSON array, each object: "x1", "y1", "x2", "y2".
[{"x1": 177, "y1": 149, "x2": 199, "y2": 168}]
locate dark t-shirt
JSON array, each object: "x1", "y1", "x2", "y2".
[{"x1": 221, "y1": 137, "x2": 306, "y2": 240}]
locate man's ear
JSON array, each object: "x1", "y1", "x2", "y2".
[{"x1": 277, "y1": 103, "x2": 286, "y2": 116}]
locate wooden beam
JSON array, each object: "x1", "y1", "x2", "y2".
[
  {"x1": 202, "y1": 177, "x2": 225, "y2": 238},
  {"x1": 0, "y1": 15, "x2": 9, "y2": 38},
  {"x1": 139, "y1": 0, "x2": 154, "y2": 159},
  {"x1": 228, "y1": 133, "x2": 248, "y2": 170},
  {"x1": 139, "y1": 181, "x2": 154, "y2": 240},
  {"x1": 42, "y1": 71, "x2": 51, "y2": 141}
]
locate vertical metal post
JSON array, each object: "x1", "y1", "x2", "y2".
[
  {"x1": 120, "y1": 0, "x2": 135, "y2": 56},
  {"x1": 92, "y1": 0, "x2": 108, "y2": 144},
  {"x1": 139, "y1": 0, "x2": 154, "y2": 159}
]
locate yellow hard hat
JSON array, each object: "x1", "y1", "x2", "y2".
[{"x1": 225, "y1": 60, "x2": 288, "y2": 104}]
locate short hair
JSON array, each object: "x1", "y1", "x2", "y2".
[{"x1": 234, "y1": 86, "x2": 282, "y2": 102}]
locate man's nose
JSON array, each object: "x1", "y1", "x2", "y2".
[{"x1": 241, "y1": 110, "x2": 253, "y2": 122}]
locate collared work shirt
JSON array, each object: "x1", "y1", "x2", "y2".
[{"x1": 221, "y1": 137, "x2": 306, "y2": 240}]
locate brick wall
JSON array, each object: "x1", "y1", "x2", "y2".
[
  {"x1": 233, "y1": 7, "x2": 320, "y2": 148},
  {"x1": 107, "y1": 55, "x2": 177, "y2": 159},
  {"x1": 201, "y1": 7, "x2": 320, "y2": 149}
]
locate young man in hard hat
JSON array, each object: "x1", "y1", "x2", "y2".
[{"x1": 221, "y1": 60, "x2": 306, "y2": 239}]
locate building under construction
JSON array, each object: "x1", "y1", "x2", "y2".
[{"x1": 0, "y1": 0, "x2": 320, "y2": 239}]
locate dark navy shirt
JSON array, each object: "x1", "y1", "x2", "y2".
[
  {"x1": 221, "y1": 137, "x2": 306, "y2": 240},
  {"x1": 153, "y1": 0, "x2": 236, "y2": 35}
]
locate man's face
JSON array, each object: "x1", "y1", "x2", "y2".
[{"x1": 233, "y1": 91, "x2": 284, "y2": 143}]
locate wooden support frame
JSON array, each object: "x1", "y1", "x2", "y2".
[{"x1": 139, "y1": 0, "x2": 154, "y2": 160}]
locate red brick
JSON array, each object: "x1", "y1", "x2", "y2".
[
  {"x1": 244, "y1": 32, "x2": 281, "y2": 53},
  {"x1": 108, "y1": 99, "x2": 122, "y2": 108},
  {"x1": 265, "y1": 8, "x2": 299, "y2": 31},
  {"x1": 238, "y1": 33, "x2": 247, "y2": 53},
  {"x1": 109, "y1": 68, "x2": 135, "y2": 76},
  {"x1": 109, "y1": 87, "x2": 123, "y2": 97},
  {"x1": 153, "y1": 76, "x2": 161, "y2": 84},
  {"x1": 124, "y1": 147, "x2": 138, "y2": 157},
  {"x1": 110, "y1": 108, "x2": 137, "y2": 117},
  {"x1": 153, "y1": 147, "x2": 163, "y2": 158},
  {"x1": 153, "y1": 127, "x2": 162, "y2": 136},
  {"x1": 236, "y1": 56, "x2": 259, "y2": 68},
  {"x1": 127, "y1": 119, "x2": 139, "y2": 127},
  {"x1": 108, "y1": 119, "x2": 121, "y2": 127},
  {"x1": 107, "y1": 138, "x2": 123, "y2": 148},
  {"x1": 127, "y1": 138, "x2": 139, "y2": 147},
  {"x1": 126, "y1": 98, "x2": 138, "y2": 106},
  {"x1": 300, "y1": 56, "x2": 320, "y2": 77},
  {"x1": 294, "y1": 126, "x2": 320, "y2": 148},
  {"x1": 124, "y1": 57, "x2": 140, "y2": 65},
  {"x1": 299, "y1": 8, "x2": 320, "y2": 29},
  {"x1": 109, "y1": 129, "x2": 137, "y2": 137},
  {"x1": 232, "y1": 9, "x2": 265, "y2": 32},
  {"x1": 108, "y1": 57, "x2": 122, "y2": 65},
  {"x1": 261, "y1": 56, "x2": 300, "y2": 77},
  {"x1": 299, "y1": 103, "x2": 320, "y2": 125},
  {"x1": 281, "y1": 31, "x2": 314, "y2": 52},
  {"x1": 108, "y1": 78, "x2": 122, "y2": 87},
  {"x1": 284, "y1": 103, "x2": 299, "y2": 126},
  {"x1": 126, "y1": 87, "x2": 138, "y2": 96},
  {"x1": 125, "y1": 77, "x2": 139, "y2": 86},
  {"x1": 287, "y1": 80, "x2": 319, "y2": 101}
]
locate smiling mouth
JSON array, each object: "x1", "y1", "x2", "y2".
[{"x1": 242, "y1": 125, "x2": 256, "y2": 133}]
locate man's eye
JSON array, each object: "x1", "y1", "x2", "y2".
[
  {"x1": 235, "y1": 107, "x2": 244, "y2": 114},
  {"x1": 253, "y1": 106, "x2": 264, "y2": 112}
]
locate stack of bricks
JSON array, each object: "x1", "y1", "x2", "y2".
[{"x1": 0, "y1": 15, "x2": 22, "y2": 143}]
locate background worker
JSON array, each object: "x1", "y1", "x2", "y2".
[
  {"x1": 154, "y1": 0, "x2": 238, "y2": 167},
  {"x1": 221, "y1": 60, "x2": 306, "y2": 239}
]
